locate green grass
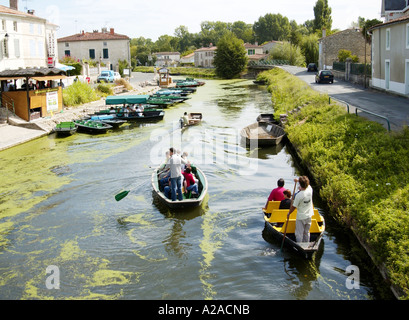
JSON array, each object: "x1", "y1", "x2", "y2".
[
  {"x1": 62, "y1": 81, "x2": 100, "y2": 107},
  {"x1": 261, "y1": 68, "x2": 409, "y2": 299}
]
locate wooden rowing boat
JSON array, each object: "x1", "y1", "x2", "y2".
[
  {"x1": 151, "y1": 164, "x2": 208, "y2": 209},
  {"x1": 74, "y1": 119, "x2": 112, "y2": 134},
  {"x1": 88, "y1": 115, "x2": 127, "y2": 129},
  {"x1": 180, "y1": 113, "x2": 202, "y2": 128},
  {"x1": 54, "y1": 122, "x2": 77, "y2": 137},
  {"x1": 256, "y1": 114, "x2": 276, "y2": 124},
  {"x1": 240, "y1": 122, "x2": 286, "y2": 146},
  {"x1": 262, "y1": 201, "x2": 325, "y2": 259}
]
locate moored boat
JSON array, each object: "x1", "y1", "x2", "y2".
[
  {"x1": 262, "y1": 201, "x2": 325, "y2": 259},
  {"x1": 240, "y1": 122, "x2": 286, "y2": 146},
  {"x1": 256, "y1": 114, "x2": 276, "y2": 124},
  {"x1": 151, "y1": 164, "x2": 208, "y2": 209},
  {"x1": 54, "y1": 121, "x2": 77, "y2": 137},
  {"x1": 74, "y1": 119, "x2": 113, "y2": 134},
  {"x1": 115, "y1": 110, "x2": 165, "y2": 122},
  {"x1": 89, "y1": 115, "x2": 126, "y2": 129}
]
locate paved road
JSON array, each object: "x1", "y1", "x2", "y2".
[{"x1": 280, "y1": 66, "x2": 409, "y2": 131}]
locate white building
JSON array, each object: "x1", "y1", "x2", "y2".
[
  {"x1": 154, "y1": 52, "x2": 180, "y2": 67},
  {"x1": 180, "y1": 52, "x2": 194, "y2": 65},
  {"x1": 0, "y1": 1, "x2": 59, "y2": 72},
  {"x1": 57, "y1": 28, "x2": 131, "y2": 71},
  {"x1": 194, "y1": 45, "x2": 217, "y2": 68}
]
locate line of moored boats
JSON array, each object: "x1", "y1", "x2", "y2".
[{"x1": 54, "y1": 78, "x2": 205, "y2": 136}]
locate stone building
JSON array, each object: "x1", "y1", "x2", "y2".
[
  {"x1": 194, "y1": 45, "x2": 217, "y2": 68},
  {"x1": 318, "y1": 28, "x2": 371, "y2": 70},
  {"x1": 57, "y1": 28, "x2": 131, "y2": 72}
]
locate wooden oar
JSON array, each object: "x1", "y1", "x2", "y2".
[{"x1": 280, "y1": 181, "x2": 298, "y2": 252}]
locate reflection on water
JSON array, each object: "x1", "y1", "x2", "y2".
[{"x1": 0, "y1": 78, "x2": 394, "y2": 300}]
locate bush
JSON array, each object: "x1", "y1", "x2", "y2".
[
  {"x1": 260, "y1": 68, "x2": 409, "y2": 299},
  {"x1": 62, "y1": 81, "x2": 99, "y2": 107},
  {"x1": 95, "y1": 83, "x2": 114, "y2": 97}
]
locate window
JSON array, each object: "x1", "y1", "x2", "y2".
[
  {"x1": 103, "y1": 42, "x2": 107, "y2": 47},
  {"x1": 3, "y1": 38, "x2": 9, "y2": 58},
  {"x1": 30, "y1": 23, "x2": 34, "y2": 34},
  {"x1": 13, "y1": 21, "x2": 17, "y2": 32},
  {"x1": 14, "y1": 39, "x2": 20, "y2": 57},
  {"x1": 30, "y1": 39, "x2": 36, "y2": 57},
  {"x1": 64, "y1": 50, "x2": 70, "y2": 57},
  {"x1": 2, "y1": 20, "x2": 6, "y2": 31},
  {"x1": 89, "y1": 49, "x2": 95, "y2": 59},
  {"x1": 65, "y1": 42, "x2": 69, "y2": 47},
  {"x1": 103, "y1": 48, "x2": 109, "y2": 59},
  {"x1": 248, "y1": 49, "x2": 255, "y2": 55},
  {"x1": 386, "y1": 28, "x2": 391, "y2": 51}
]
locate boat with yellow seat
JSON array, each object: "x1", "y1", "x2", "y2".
[{"x1": 262, "y1": 201, "x2": 325, "y2": 259}]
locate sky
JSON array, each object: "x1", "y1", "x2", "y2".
[{"x1": 2, "y1": 0, "x2": 383, "y2": 40}]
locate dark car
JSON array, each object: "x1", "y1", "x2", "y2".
[
  {"x1": 315, "y1": 70, "x2": 334, "y2": 84},
  {"x1": 307, "y1": 63, "x2": 318, "y2": 72}
]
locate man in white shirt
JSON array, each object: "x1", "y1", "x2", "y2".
[
  {"x1": 288, "y1": 176, "x2": 314, "y2": 243},
  {"x1": 164, "y1": 147, "x2": 189, "y2": 201}
]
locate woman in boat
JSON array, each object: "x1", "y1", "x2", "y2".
[
  {"x1": 279, "y1": 189, "x2": 292, "y2": 209},
  {"x1": 287, "y1": 176, "x2": 314, "y2": 243}
]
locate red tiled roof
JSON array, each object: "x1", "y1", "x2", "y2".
[
  {"x1": 0, "y1": 5, "x2": 46, "y2": 21},
  {"x1": 369, "y1": 14, "x2": 409, "y2": 30},
  {"x1": 195, "y1": 46, "x2": 217, "y2": 52},
  {"x1": 57, "y1": 31, "x2": 129, "y2": 42}
]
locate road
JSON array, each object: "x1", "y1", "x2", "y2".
[{"x1": 280, "y1": 66, "x2": 409, "y2": 131}]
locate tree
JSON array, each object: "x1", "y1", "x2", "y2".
[
  {"x1": 213, "y1": 33, "x2": 248, "y2": 79},
  {"x1": 270, "y1": 42, "x2": 305, "y2": 66},
  {"x1": 359, "y1": 17, "x2": 382, "y2": 43},
  {"x1": 300, "y1": 34, "x2": 319, "y2": 65},
  {"x1": 253, "y1": 13, "x2": 292, "y2": 43},
  {"x1": 313, "y1": 0, "x2": 332, "y2": 32}
]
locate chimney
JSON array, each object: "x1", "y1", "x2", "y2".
[
  {"x1": 110, "y1": 28, "x2": 115, "y2": 35},
  {"x1": 27, "y1": 9, "x2": 35, "y2": 15},
  {"x1": 9, "y1": 0, "x2": 18, "y2": 11}
]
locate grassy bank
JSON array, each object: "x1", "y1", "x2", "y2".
[
  {"x1": 133, "y1": 66, "x2": 217, "y2": 78},
  {"x1": 260, "y1": 68, "x2": 409, "y2": 299}
]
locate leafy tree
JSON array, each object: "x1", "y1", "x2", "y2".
[
  {"x1": 174, "y1": 25, "x2": 194, "y2": 53},
  {"x1": 359, "y1": 17, "x2": 382, "y2": 42},
  {"x1": 338, "y1": 49, "x2": 359, "y2": 63},
  {"x1": 253, "y1": 13, "x2": 292, "y2": 43},
  {"x1": 231, "y1": 21, "x2": 255, "y2": 43},
  {"x1": 313, "y1": 0, "x2": 332, "y2": 32},
  {"x1": 270, "y1": 42, "x2": 305, "y2": 66},
  {"x1": 213, "y1": 33, "x2": 248, "y2": 79},
  {"x1": 300, "y1": 34, "x2": 319, "y2": 65}
]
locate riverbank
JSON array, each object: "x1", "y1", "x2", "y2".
[
  {"x1": 0, "y1": 83, "x2": 160, "y2": 152},
  {"x1": 261, "y1": 68, "x2": 409, "y2": 299}
]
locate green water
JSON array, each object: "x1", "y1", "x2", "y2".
[{"x1": 0, "y1": 78, "x2": 394, "y2": 300}]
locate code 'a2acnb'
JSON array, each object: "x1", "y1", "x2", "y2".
[{"x1": 202, "y1": 305, "x2": 250, "y2": 315}]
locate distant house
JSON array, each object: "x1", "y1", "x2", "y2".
[
  {"x1": 244, "y1": 43, "x2": 268, "y2": 62},
  {"x1": 369, "y1": 14, "x2": 409, "y2": 96},
  {"x1": 154, "y1": 52, "x2": 180, "y2": 67},
  {"x1": 318, "y1": 28, "x2": 371, "y2": 70},
  {"x1": 57, "y1": 28, "x2": 131, "y2": 71},
  {"x1": 180, "y1": 52, "x2": 194, "y2": 65},
  {"x1": 194, "y1": 45, "x2": 217, "y2": 68},
  {"x1": 381, "y1": 0, "x2": 409, "y2": 22}
]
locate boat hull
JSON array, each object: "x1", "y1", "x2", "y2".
[
  {"x1": 151, "y1": 165, "x2": 208, "y2": 209},
  {"x1": 241, "y1": 122, "x2": 286, "y2": 146},
  {"x1": 263, "y1": 221, "x2": 323, "y2": 259},
  {"x1": 74, "y1": 120, "x2": 112, "y2": 134},
  {"x1": 54, "y1": 122, "x2": 77, "y2": 137}
]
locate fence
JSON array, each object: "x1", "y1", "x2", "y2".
[{"x1": 333, "y1": 62, "x2": 371, "y2": 75}]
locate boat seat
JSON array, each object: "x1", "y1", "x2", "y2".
[
  {"x1": 275, "y1": 218, "x2": 322, "y2": 234},
  {"x1": 264, "y1": 201, "x2": 281, "y2": 213}
]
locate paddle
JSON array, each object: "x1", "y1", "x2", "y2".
[
  {"x1": 115, "y1": 190, "x2": 130, "y2": 202},
  {"x1": 280, "y1": 181, "x2": 298, "y2": 252}
]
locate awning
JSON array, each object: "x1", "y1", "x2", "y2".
[
  {"x1": 55, "y1": 62, "x2": 75, "y2": 72},
  {"x1": 106, "y1": 95, "x2": 150, "y2": 105},
  {"x1": 32, "y1": 75, "x2": 67, "y2": 81},
  {"x1": 0, "y1": 67, "x2": 67, "y2": 80}
]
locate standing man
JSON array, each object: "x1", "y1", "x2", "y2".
[
  {"x1": 165, "y1": 147, "x2": 189, "y2": 201},
  {"x1": 288, "y1": 176, "x2": 314, "y2": 243}
]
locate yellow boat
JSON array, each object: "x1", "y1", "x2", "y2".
[{"x1": 262, "y1": 201, "x2": 325, "y2": 259}]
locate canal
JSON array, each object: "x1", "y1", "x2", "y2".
[{"x1": 0, "y1": 77, "x2": 394, "y2": 300}]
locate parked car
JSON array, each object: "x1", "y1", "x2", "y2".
[
  {"x1": 315, "y1": 70, "x2": 334, "y2": 84},
  {"x1": 114, "y1": 72, "x2": 121, "y2": 81},
  {"x1": 307, "y1": 63, "x2": 318, "y2": 72},
  {"x1": 97, "y1": 70, "x2": 115, "y2": 83}
]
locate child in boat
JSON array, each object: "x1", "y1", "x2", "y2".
[{"x1": 182, "y1": 167, "x2": 198, "y2": 197}]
